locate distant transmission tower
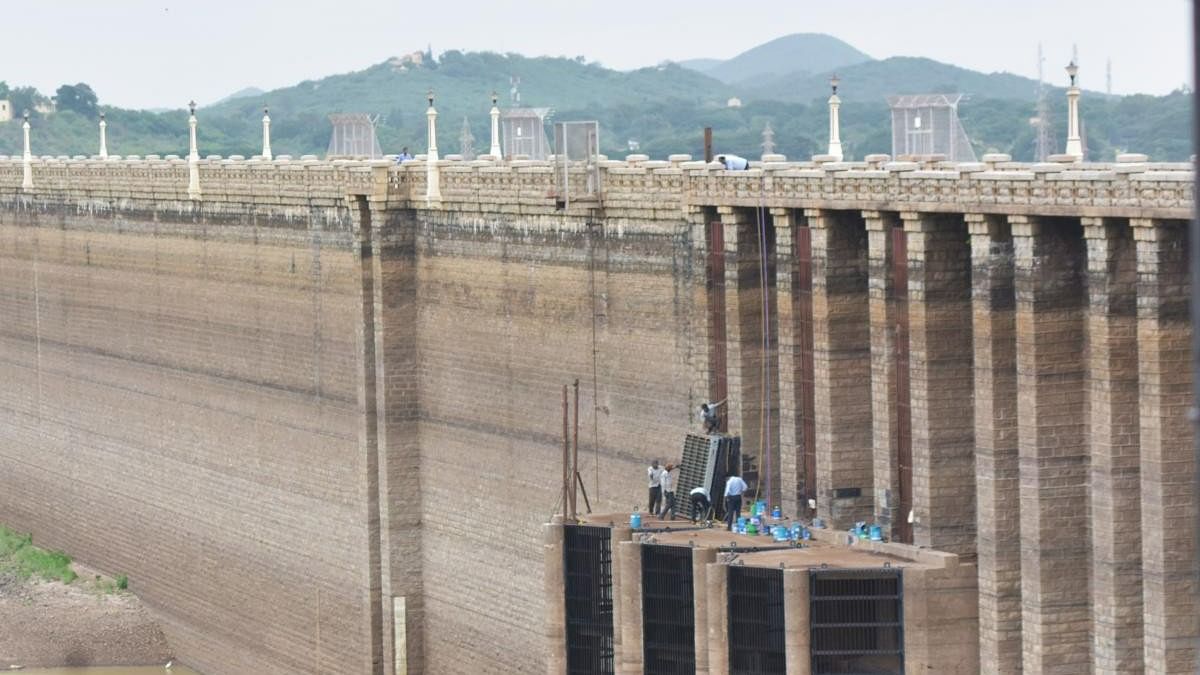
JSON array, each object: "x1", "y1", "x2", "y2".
[
  {"x1": 459, "y1": 116, "x2": 476, "y2": 160},
  {"x1": 509, "y1": 76, "x2": 522, "y2": 105},
  {"x1": 1034, "y1": 43, "x2": 1052, "y2": 161},
  {"x1": 761, "y1": 122, "x2": 776, "y2": 158}
]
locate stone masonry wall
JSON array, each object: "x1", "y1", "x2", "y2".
[
  {"x1": 0, "y1": 155, "x2": 1194, "y2": 675},
  {"x1": 0, "y1": 195, "x2": 379, "y2": 674}
]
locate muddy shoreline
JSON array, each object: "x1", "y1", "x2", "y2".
[{"x1": 0, "y1": 565, "x2": 174, "y2": 671}]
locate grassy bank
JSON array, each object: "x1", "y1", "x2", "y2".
[{"x1": 0, "y1": 525, "x2": 78, "y2": 584}]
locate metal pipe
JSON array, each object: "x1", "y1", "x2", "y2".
[
  {"x1": 572, "y1": 379, "x2": 580, "y2": 519},
  {"x1": 704, "y1": 127, "x2": 713, "y2": 163},
  {"x1": 563, "y1": 385, "x2": 570, "y2": 518}
]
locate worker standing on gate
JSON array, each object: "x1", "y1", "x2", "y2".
[
  {"x1": 699, "y1": 398, "x2": 726, "y2": 434},
  {"x1": 646, "y1": 459, "x2": 665, "y2": 517},
  {"x1": 724, "y1": 473, "x2": 748, "y2": 531}
]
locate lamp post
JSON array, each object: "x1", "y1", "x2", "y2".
[
  {"x1": 489, "y1": 91, "x2": 502, "y2": 159},
  {"x1": 21, "y1": 110, "x2": 32, "y2": 192},
  {"x1": 99, "y1": 112, "x2": 108, "y2": 160},
  {"x1": 827, "y1": 74, "x2": 843, "y2": 161},
  {"x1": 1064, "y1": 61, "x2": 1083, "y2": 160},
  {"x1": 261, "y1": 106, "x2": 272, "y2": 160},
  {"x1": 426, "y1": 89, "x2": 441, "y2": 203},
  {"x1": 187, "y1": 100, "x2": 201, "y2": 200}
]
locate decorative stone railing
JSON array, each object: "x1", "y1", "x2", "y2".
[{"x1": 0, "y1": 154, "x2": 1191, "y2": 220}]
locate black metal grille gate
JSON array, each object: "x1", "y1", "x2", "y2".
[
  {"x1": 810, "y1": 568, "x2": 904, "y2": 674},
  {"x1": 728, "y1": 566, "x2": 786, "y2": 674},
  {"x1": 564, "y1": 525, "x2": 615, "y2": 675},
  {"x1": 641, "y1": 544, "x2": 696, "y2": 674}
]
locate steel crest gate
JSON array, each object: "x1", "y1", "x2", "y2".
[
  {"x1": 641, "y1": 544, "x2": 696, "y2": 674},
  {"x1": 810, "y1": 567, "x2": 904, "y2": 675},
  {"x1": 564, "y1": 525, "x2": 615, "y2": 674},
  {"x1": 728, "y1": 566, "x2": 786, "y2": 674}
]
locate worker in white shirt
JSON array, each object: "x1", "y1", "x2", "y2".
[
  {"x1": 689, "y1": 485, "x2": 711, "y2": 523},
  {"x1": 699, "y1": 398, "x2": 726, "y2": 434},
  {"x1": 659, "y1": 464, "x2": 678, "y2": 520},
  {"x1": 723, "y1": 474, "x2": 749, "y2": 531},
  {"x1": 646, "y1": 460, "x2": 665, "y2": 516},
  {"x1": 715, "y1": 154, "x2": 750, "y2": 170}
]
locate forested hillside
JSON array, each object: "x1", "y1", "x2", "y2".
[{"x1": 0, "y1": 44, "x2": 1191, "y2": 162}]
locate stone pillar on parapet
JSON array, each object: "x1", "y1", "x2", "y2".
[
  {"x1": 1011, "y1": 214, "x2": 1089, "y2": 673},
  {"x1": 806, "y1": 208, "x2": 872, "y2": 527},
  {"x1": 489, "y1": 91, "x2": 502, "y2": 159},
  {"x1": 21, "y1": 110, "x2": 32, "y2": 192},
  {"x1": 826, "y1": 75, "x2": 843, "y2": 161},
  {"x1": 426, "y1": 90, "x2": 441, "y2": 204},
  {"x1": 1064, "y1": 62, "x2": 1083, "y2": 160},
  {"x1": 1082, "y1": 217, "x2": 1143, "y2": 674},
  {"x1": 967, "y1": 212, "x2": 1021, "y2": 675},
  {"x1": 1132, "y1": 218, "x2": 1197, "y2": 674},
  {"x1": 187, "y1": 100, "x2": 201, "y2": 200},
  {"x1": 261, "y1": 106, "x2": 272, "y2": 161},
  {"x1": 864, "y1": 209, "x2": 902, "y2": 538},
  {"x1": 901, "y1": 210, "x2": 975, "y2": 554},
  {"x1": 99, "y1": 112, "x2": 108, "y2": 160}
]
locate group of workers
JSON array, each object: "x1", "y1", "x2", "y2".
[
  {"x1": 641, "y1": 396, "x2": 747, "y2": 530},
  {"x1": 646, "y1": 459, "x2": 748, "y2": 530}
]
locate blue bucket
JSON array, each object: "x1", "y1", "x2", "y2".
[
  {"x1": 630, "y1": 512, "x2": 642, "y2": 529},
  {"x1": 773, "y1": 525, "x2": 789, "y2": 541},
  {"x1": 869, "y1": 524, "x2": 883, "y2": 541},
  {"x1": 771, "y1": 505, "x2": 782, "y2": 519}
]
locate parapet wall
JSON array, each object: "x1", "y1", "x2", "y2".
[{"x1": 0, "y1": 154, "x2": 1191, "y2": 220}]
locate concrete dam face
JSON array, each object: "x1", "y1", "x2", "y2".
[{"x1": 0, "y1": 154, "x2": 1195, "y2": 674}]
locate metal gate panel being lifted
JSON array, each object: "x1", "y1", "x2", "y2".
[
  {"x1": 563, "y1": 525, "x2": 615, "y2": 675},
  {"x1": 641, "y1": 545, "x2": 696, "y2": 674}
]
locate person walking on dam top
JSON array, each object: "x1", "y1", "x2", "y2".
[
  {"x1": 647, "y1": 459, "x2": 665, "y2": 516},
  {"x1": 724, "y1": 473, "x2": 748, "y2": 531}
]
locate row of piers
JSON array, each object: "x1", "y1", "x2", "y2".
[{"x1": 695, "y1": 205, "x2": 1195, "y2": 674}]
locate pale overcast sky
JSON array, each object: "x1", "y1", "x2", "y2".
[{"x1": 7, "y1": 0, "x2": 1193, "y2": 109}]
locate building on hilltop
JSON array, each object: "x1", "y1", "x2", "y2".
[
  {"x1": 0, "y1": 100, "x2": 11, "y2": 123},
  {"x1": 887, "y1": 93, "x2": 977, "y2": 162}
]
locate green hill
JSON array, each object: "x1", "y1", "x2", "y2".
[
  {"x1": 745, "y1": 56, "x2": 1051, "y2": 103},
  {"x1": 0, "y1": 45, "x2": 1190, "y2": 163},
  {"x1": 697, "y1": 33, "x2": 873, "y2": 86}
]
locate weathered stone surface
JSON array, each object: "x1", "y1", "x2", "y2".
[{"x1": 0, "y1": 159, "x2": 1193, "y2": 675}]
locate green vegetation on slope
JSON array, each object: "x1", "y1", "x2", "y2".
[
  {"x1": 0, "y1": 46, "x2": 1191, "y2": 162},
  {"x1": 0, "y1": 524, "x2": 78, "y2": 584}
]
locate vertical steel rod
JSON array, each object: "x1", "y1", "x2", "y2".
[
  {"x1": 563, "y1": 385, "x2": 570, "y2": 518},
  {"x1": 572, "y1": 379, "x2": 580, "y2": 520},
  {"x1": 704, "y1": 127, "x2": 713, "y2": 163}
]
